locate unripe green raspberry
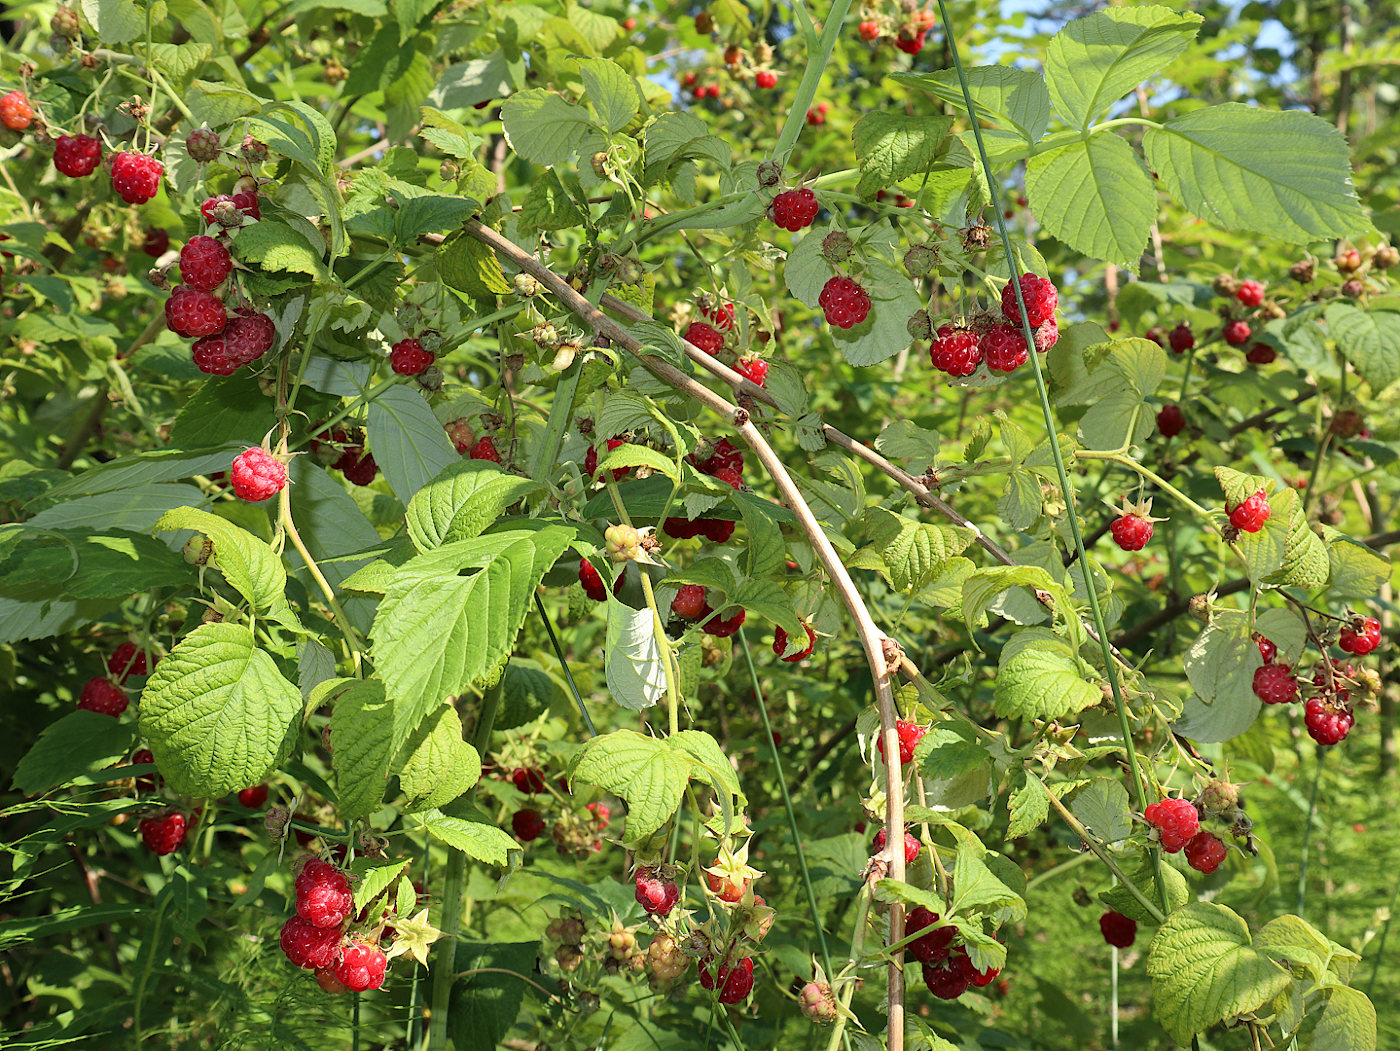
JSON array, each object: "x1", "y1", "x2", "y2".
[
  {"x1": 514, "y1": 272, "x2": 540, "y2": 297},
  {"x1": 822, "y1": 230, "x2": 853, "y2": 264},
  {"x1": 183, "y1": 535, "x2": 214, "y2": 565},
  {"x1": 756, "y1": 160, "x2": 782, "y2": 188},
  {"x1": 903, "y1": 244, "x2": 937, "y2": 277},
  {"x1": 1197, "y1": 780, "x2": 1241, "y2": 814},
  {"x1": 240, "y1": 135, "x2": 269, "y2": 165},
  {"x1": 185, "y1": 128, "x2": 221, "y2": 163},
  {"x1": 51, "y1": 5, "x2": 81, "y2": 37},
  {"x1": 532, "y1": 323, "x2": 560, "y2": 348},
  {"x1": 906, "y1": 310, "x2": 932, "y2": 341}
]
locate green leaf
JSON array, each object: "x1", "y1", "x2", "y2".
[
  {"x1": 1026, "y1": 133, "x2": 1156, "y2": 270},
  {"x1": 1324, "y1": 305, "x2": 1400, "y2": 392},
  {"x1": 287, "y1": 459, "x2": 381, "y2": 635},
  {"x1": 0, "y1": 529, "x2": 189, "y2": 600},
  {"x1": 12, "y1": 712, "x2": 139, "y2": 795},
  {"x1": 875, "y1": 420, "x2": 942, "y2": 471},
  {"x1": 1144, "y1": 104, "x2": 1370, "y2": 244},
  {"x1": 851, "y1": 113, "x2": 954, "y2": 197},
  {"x1": 1146, "y1": 902, "x2": 1291, "y2": 1044},
  {"x1": 80, "y1": 0, "x2": 144, "y2": 43},
  {"x1": 604, "y1": 594, "x2": 666, "y2": 711},
  {"x1": 519, "y1": 170, "x2": 587, "y2": 235},
  {"x1": 330, "y1": 680, "x2": 393, "y2": 819},
  {"x1": 405, "y1": 461, "x2": 542, "y2": 551},
  {"x1": 437, "y1": 232, "x2": 513, "y2": 298},
  {"x1": 368, "y1": 386, "x2": 462, "y2": 505},
  {"x1": 1078, "y1": 387, "x2": 1153, "y2": 451},
  {"x1": 1324, "y1": 533, "x2": 1391, "y2": 599},
  {"x1": 172, "y1": 377, "x2": 274, "y2": 447},
  {"x1": 1267, "y1": 495, "x2": 1329, "y2": 590},
  {"x1": 448, "y1": 941, "x2": 537, "y2": 1050},
  {"x1": 993, "y1": 629, "x2": 1101, "y2": 721},
  {"x1": 497, "y1": 660, "x2": 558, "y2": 730},
  {"x1": 395, "y1": 702, "x2": 481, "y2": 811},
  {"x1": 896, "y1": 66, "x2": 1051, "y2": 149},
  {"x1": 1176, "y1": 612, "x2": 1260, "y2": 744},
  {"x1": 138, "y1": 622, "x2": 302, "y2": 798},
  {"x1": 832, "y1": 260, "x2": 925, "y2": 368},
  {"x1": 598, "y1": 443, "x2": 680, "y2": 484},
  {"x1": 350, "y1": 857, "x2": 410, "y2": 912},
  {"x1": 154, "y1": 507, "x2": 298, "y2": 626},
  {"x1": 428, "y1": 55, "x2": 513, "y2": 110},
  {"x1": 1006, "y1": 774, "x2": 1050, "y2": 838},
  {"x1": 1045, "y1": 7, "x2": 1202, "y2": 129},
  {"x1": 27, "y1": 484, "x2": 208, "y2": 532},
  {"x1": 413, "y1": 810, "x2": 519, "y2": 867},
  {"x1": 579, "y1": 58, "x2": 639, "y2": 134},
  {"x1": 916, "y1": 724, "x2": 990, "y2": 783},
  {"x1": 1303, "y1": 986, "x2": 1377, "y2": 1051},
  {"x1": 500, "y1": 89, "x2": 594, "y2": 167},
  {"x1": 864, "y1": 507, "x2": 972, "y2": 593},
  {"x1": 670, "y1": 729, "x2": 744, "y2": 803},
  {"x1": 231, "y1": 222, "x2": 325, "y2": 278},
  {"x1": 951, "y1": 845, "x2": 1026, "y2": 922},
  {"x1": 963, "y1": 565, "x2": 1069, "y2": 634},
  {"x1": 1070, "y1": 778, "x2": 1133, "y2": 845},
  {"x1": 1100, "y1": 859, "x2": 1189, "y2": 923},
  {"x1": 371, "y1": 527, "x2": 574, "y2": 751},
  {"x1": 732, "y1": 491, "x2": 788, "y2": 580},
  {"x1": 568, "y1": 729, "x2": 692, "y2": 840}
]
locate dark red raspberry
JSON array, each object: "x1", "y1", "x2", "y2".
[
  {"x1": 773, "y1": 622, "x2": 816, "y2": 662},
  {"x1": 872, "y1": 827, "x2": 920, "y2": 864},
  {"x1": 1034, "y1": 316, "x2": 1059, "y2": 353},
  {"x1": 445, "y1": 418, "x2": 475, "y2": 454},
  {"x1": 952, "y1": 944, "x2": 1000, "y2": 987},
  {"x1": 1111, "y1": 513, "x2": 1153, "y2": 551},
  {"x1": 1228, "y1": 488, "x2": 1271, "y2": 532},
  {"x1": 107, "y1": 641, "x2": 150, "y2": 681},
  {"x1": 1168, "y1": 323, "x2": 1195, "y2": 353},
  {"x1": 702, "y1": 518, "x2": 736, "y2": 544},
  {"x1": 1222, "y1": 319, "x2": 1251, "y2": 346},
  {"x1": 1235, "y1": 280, "x2": 1264, "y2": 307},
  {"x1": 1338, "y1": 615, "x2": 1381, "y2": 656},
  {"x1": 712, "y1": 466, "x2": 743, "y2": 489},
  {"x1": 906, "y1": 906, "x2": 955, "y2": 965},
  {"x1": 0, "y1": 90, "x2": 35, "y2": 131},
  {"x1": 818, "y1": 276, "x2": 871, "y2": 329},
  {"x1": 192, "y1": 335, "x2": 240, "y2": 375},
  {"x1": 165, "y1": 286, "x2": 227, "y2": 338},
  {"x1": 929, "y1": 325, "x2": 982, "y2": 376},
  {"x1": 701, "y1": 606, "x2": 746, "y2": 637},
  {"x1": 131, "y1": 748, "x2": 159, "y2": 790},
  {"x1": 702, "y1": 437, "x2": 745, "y2": 476},
  {"x1": 185, "y1": 127, "x2": 222, "y2": 163},
  {"x1": 1143, "y1": 797, "x2": 1200, "y2": 853},
  {"x1": 78, "y1": 676, "x2": 128, "y2": 716},
  {"x1": 334, "y1": 940, "x2": 388, "y2": 992},
  {"x1": 316, "y1": 966, "x2": 348, "y2": 994},
  {"x1": 390, "y1": 337, "x2": 434, "y2": 375},
  {"x1": 110, "y1": 151, "x2": 164, "y2": 204},
  {"x1": 1330, "y1": 409, "x2": 1365, "y2": 439},
  {"x1": 1099, "y1": 910, "x2": 1137, "y2": 948},
  {"x1": 296, "y1": 861, "x2": 353, "y2": 928},
  {"x1": 579, "y1": 557, "x2": 607, "y2": 601},
  {"x1": 671, "y1": 584, "x2": 710, "y2": 620},
  {"x1": 1246, "y1": 342, "x2": 1277, "y2": 365},
  {"x1": 469, "y1": 437, "x2": 501, "y2": 463},
  {"x1": 224, "y1": 310, "x2": 277, "y2": 364},
  {"x1": 1304, "y1": 695, "x2": 1354, "y2": 745},
  {"x1": 142, "y1": 228, "x2": 170, "y2": 258},
  {"x1": 1312, "y1": 664, "x2": 1353, "y2": 708},
  {"x1": 1255, "y1": 635, "x2": 1277, "y2": 663},
  {"x1": 923, "y1": 957, "x2": 970, "y2": 999},
  {"x1": 1157, "y1": 403, "x2": 1185, "y2": 437},
  {"x1": 683, "y1": 320, "x2": 724, "y2": 354},
  {"x1": 876, "y1": 719, "x2": 927, "y2": 765},
  {"x1": 635, "y1": 867, "x2": 680, "y2": 916},
  {"x1": 769, "y1": 188, "x2": 820, "y2": 232},
  {"x1": 179, "y1": 235, "x2": 233, "y2": 291},
  {"x1": 1258, "y1": 664, "x2": 1302, "y2": 707},
  {"x1": 584, "y1": 436, "x2": 633, "y2": 481},
  {"x1": 700, "y1": 300, "x2": 735, "y2": 330},
  {"x1": 980, "y1": 323, "x2": 1028, "y2": 373},
  {"x1": 664, "y1": 517, "x2": 704, "y2": 540},
  {"x1": 341, "y1": 452, "x2": 378, "y2": 486},
  {"x1": 700, "y1": 956, "x2": 754, "y2": 1003},
  {"x1": 511, "y1": 767, "x2": 547, "y2": 794},
  {"x1": 512, "y1": 809, "x2": 545, "y2": 840},
  {"x1": 895, "y1": 28, "x2": 926, "y2": 54},
  {"x1": 281, "y1": 916, "x2": 342, "y2": 969},
  {"x1": 1001, "y1": 273, "x2": 1058, "y2": 328},
  {"x1": 735, "y1": 357, "x2": 768, "y2": 387},
  {"x1": 230, "y1": 447, "x2": 287, "y2": 502},
  {"x1": 238, "y1": 784, "x2": 269, "y2": 808},
  {"x1": 53, "y1": 134, "x2": 102, "y2": 177},
  {"x1": 139, "y1": 810, "x2": 188, "y2": 855},
  {"x1": 1184, "y1": 831, "x2": 1228, "y2": 874}
]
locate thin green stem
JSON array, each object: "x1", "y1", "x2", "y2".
[
  {"x1": 1296, "y1": 746, "x2": 1328, "y2": 918},
  {"x1": 822, "y1": 889, "x2": 873, "y2": 1051},
  {"x1": 534, "y1": 593, "x2": 597, "y2": 736},
  {"x1": 771, "y1": 0, "x2": 856, "y2": 169},
  {"x1": 1023, "y1": 849, "x2": 1094, "y2": 891},
  {"x1": 279, "y1": 480, "x2": 368, "y2": 661},
  {"x1": 1040, "y1": 778, "x2": 1165, "y2": 922},
  {"x1": 1078, "y1": 451, "x2": 1219, "y2": 526},
  {"x1": 737, "y1": 629, "x2": 836, "y2": 980}
]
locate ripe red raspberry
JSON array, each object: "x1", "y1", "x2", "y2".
[
  {"x1": 0, "y1": 90, "x2": 35, "y2": 131},
  {"x1": 185, "y1": 127, "x2": 222, "y2": 163},
  {"x1": 1157, "y1": 403, "x2": 1185, "y2": 437},
  {"x1": 952, "y1": 944, "x2": 1000, "y2": 987},
  {"x1": 712, "y1": 466, "x2": 743, "y2": 489},
  {"x1": 238, "y1": 784, "x2": 269, "y2": 808},
  {"x1": 179, "y1": 235, "x2": 233, "y2": 291},
  {"x1": 341, "y1": 451, "x2": 379, "y2": 486},
  {"x1": 773, "y1": 622, "x2": 816, "y2": 662},
  {"x1": 818, "y1": 276, "x2": 871, "y2": 329},
  {"x1": 512, "y1": 808, "x2": 545, "y2": 840},
  {"x1": 895, "y1": 28, "x2": 926, "y2": 54},
  {"x1": 1034, "y1": 316, "x2": 1059, "y2": 353},
  {"x1": 699, "y1": 300, "x2": 735, "y2": 330},
  {"x1": 693, "y1": 437, "x2": 744, "y2": 476},
  {"x1": 1246, "y1": 342, "x2": 1277, "y2": 365},
  {"x1": 1001, "y1": 273, "x2": 1058, "y2": 328},
  {"x1": 200, "y1": 192, "x2": 261, "y2": 227},
  {"x1": 78, "y1": 675, "x2": 128, "y2": 716},
  {"x1": 316, "y1": 966, "x2": 348, "y2": 994},
  {"x1": 906, "y1": 906, "x2": 955, "y2": 964},
  {"x1": 1143, "y1": 797, "x2": 1201, "y2": 853},
  {"x1": 923, "y1": 957, "x2": 970, "y2": 999},
  {"x1": 704, "y1": 869, "x2": 749, "y2": 902},
  {"x1": 683, "y1": 320, "x2": 725, "y2": 354},
  {"x1": 1111, "y1": 513, "x2": 1153, "y2": 551},
  {"x1": 858, "y1": 19, "x2": 881, "y2": 40},
  {"x1": 192, "y1": 335, "x2": 240, "y2": 375},
  {"x1": 929, "y1": 325, "x2": 982, "y2": 376},
  {"x1": 142, "y1": 228, "x2": 170, "y2": 258},
  {"x1": 735, "y1": 357, "x2": 768, "y2": 387},
  {"x1": 1222, "y1": 319, "x2": 1251, "y2": 346},
  {"x1": 980, "y1": 323, "x2": 1028, "y2": 373},
  {"x1": 230, "y1": 448, "x2": 287, "y2": 502},
  {"x1": 1184, "y1": 831, "x2": 1228, "y2": 874},
  {"x1": 1338, "y1": 615, "x2": 1381, "y2": 656},
  {"x1": 704, "y1": 955, "x2": 755, "y2": 1003},
  {"x1": 296, "y1": 860, "x2": 354, "y2": 928},
  {"x1": 445, "y1": 418, "x2": 475, "y2": 454},
  {"x1": 702, "y1": 606, "x2": 746, "y2": 637},
  {"x1": 281, "y1": 916, "x2": 342, "y2": 969},
  {"x1": 165, "y1": 286, "x2": 227, "y2": 338},
  {"x1": 635, "y1": 867, "x2": 680, "y2": 916},
  {"x1": 1099, "y1": 910, "x2": 1137, "y2": 948},
  {"x1": 1330, "y1": 409, "x2": 1365, "y2": 439},
  {"x1": 53, "y1": 134, "x2": 102, "y2": 177},
  {"x1": 755, "y1": 70, "x2": 778, "y2": 89},
  {"x1": 702, "y1": 518, "x2": 736, "y2": 544},
  {"x1": 107, "y1": 641, "x2": 150, "y2": 681},
  {"x1": 224, "y1": 309, "x2": 277, "y2": 364},
  {"x1": 1235, "y1": 280, "x2": 1264, "y2": 307},
  {"x1": 1227, "y1": 488, "x2": 1271, "y2": 532},
  {"x1": 671, "y1": 584, "x2": 710, "y2": 620},
  {"x1": 1168, "y1": 323, "x2": 1195, "y2": 353},
  {"x1": 769, "y1": 188, "x2": 820, "y2": 232},
  {"x1": 469, "y1": 437, "x2": 501, "y2": 462},
  {"x1": 1304, "y1": 695, "x2": 1354, "y2": 745},
  {"x1": 110, "y1": 151, "x2": 164, "y2": 204},
  {"x1": 511, "y1": 767, "x2": 547, "y2": 793},
  {"x1": 585, "y1": 437, "x2": 634, "y2": 481},
  {"x1": 132, "y1": 748, "x2": 159, "y2": 790},
  {"x1": 140, "y1": 810, "x2": 188, "y2": 855},
  {"x1": 335, "y1": 940, "x2": 388, "y2": 992},
  {"x1": 390, "y1": 337, "x2": 434, "y2": 375},
  {"x1": 876, "y1": 719, "x2": 927, "y2": 765},
  {"x1": 1255, "y1": 635, "x2": 1277, "y2": 664},
  {"x1": 872, "y1": 827, "x2": 920, "y2": 864},
  {"x1": 806, "y1": 107, "x2": 825, "y2": 125},
  {"x1": 579, "y1": 557, "x2": 607, "y2": 601}
]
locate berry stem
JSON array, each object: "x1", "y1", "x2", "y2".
[
  {"x1": 931, "y1": 0, "x2": 1149, "y2": 821},
  {"x1": 278, "y1": 476, "x2": 369, "y2": 664},
  {"x1": 1078, "y1": 451, "x2": 1219, "y2": 527},
  {"x1": 770, "y1": 0, "x2": 859, "y2": 170},
  {"x1": 1295, "y1": 746, "x2": 1329, "y2": 919},
  {"x1": 533, "y1": 593, "x2": 597, "y2": 736},
  {"x1": 737, "y1": 629, "x2": 837, "y2": 982},
  {"x1": 821, "y1": 887, "x2": 872, "y2": 1051}
]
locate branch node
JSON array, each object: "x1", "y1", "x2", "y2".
[{"x1": 732, "y1": 407, "x2": 750, "y2": 427}]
